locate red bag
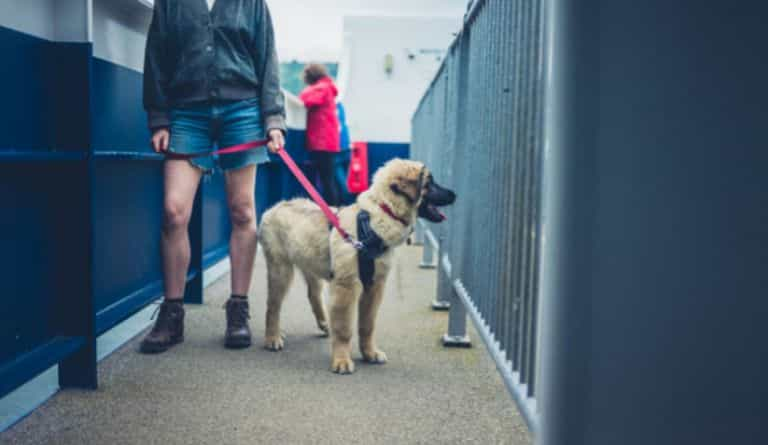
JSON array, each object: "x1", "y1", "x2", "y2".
[{"x1": 347, "y1": 141, "x2": 369, "y2": 194}]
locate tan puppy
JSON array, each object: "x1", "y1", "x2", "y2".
[{"x1": 258, "y1": 158, "x2": 455, "y2": 374}]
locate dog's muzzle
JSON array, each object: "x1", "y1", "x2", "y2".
[{"x1": 418, "y1": 179, "x2": 457, "y2": 223}]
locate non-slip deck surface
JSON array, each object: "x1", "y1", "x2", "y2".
[{"x1": 2, "y1": 246, "x2": 531, "y2": 445}]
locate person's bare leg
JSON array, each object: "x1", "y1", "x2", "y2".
[
  {"x1": 225, "y1": 164, "x2": 258, "y2": 296},
  {"x1": 162, "y1": 159, "x2": 203, "y2": 300},
  {"x1": 140, "y1": 159, "x2": 201, "y2": 354},
  {"x1": 223, "y1": 164, "x2": 258, "y2": 348}
]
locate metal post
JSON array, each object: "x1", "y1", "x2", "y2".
[
  {"x1": 440, "y1": 262, "x2": 471, "y2": 347},
  {"x1": 412, "y1": 219, "x2": 425, "y2": 246},
  {"x1": 537, "y1": 0, "x2": 594, "y2": 443},
  {"x1": 431, "y1": 252, "x2": 451, "y2": 310},
  {"x1": 419, "y1": 228, "x2": 437, "y2": 269}
]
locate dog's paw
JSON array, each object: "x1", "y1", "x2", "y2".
[
  {"x1": 362, "y1": 349, "x2": 388, "y2": 365},
  {"x1": 317, "y1": 321, "x2": 330, "y2": 337},
  {"x1": 264, "y1": 335, "x2": 284, "y2": 351},
  {"x1": 331, "y1": 357, "x2": 355, "y2": 374}
]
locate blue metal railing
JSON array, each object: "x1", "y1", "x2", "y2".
[
  {"x1": 411, "y1": 0, "x2": 545, "y2": 432},
  {"x1": 414, "y1": 1, "x2": 768, "y2": 444}
]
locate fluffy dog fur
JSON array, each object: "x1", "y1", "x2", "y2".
[{"x1": 258, "y1": 158, "x2": 453, "y2": 374}]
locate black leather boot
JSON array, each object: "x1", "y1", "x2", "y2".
[{"x1": 225, "y1": 297, "x2": 252, "y2": 349}]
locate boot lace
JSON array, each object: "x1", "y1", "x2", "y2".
[
  {"x1": 150, "y1": 302, "x2": 177, "y2": 333},
  {"x1": 225, "y1": 300, "x2": 250, "y2": 328}
]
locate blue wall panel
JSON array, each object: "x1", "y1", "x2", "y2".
[
  {"x1": 255, "y1": 162, "x2": 283, "y2": 220},
  {"x1": 0, "y1": 27, "x2": 90, "y2": 154},
  {"x1": 202, "y1": 171, "x2": 231, "y2": 267},
  {"x1": 90, "y1": 58, "x2": 151, "y2": 152},
  {"x1": 1, "y1": 165, "x2": 61, "y2": 363},
  {"x1": 0, "y1": 26, "x2": 52, "y2": 151},
  {"x1": 0, "y1": 26, "x2": 95, "y2": 396},
  {"x1": 46, "y1": 43, "x2": 92, "y2": 152},
  {"x1": 366, "y1": 142, "x2": 410, "y2": 182},
  {"x1": 0, "y1": 161, "x2": 93, "y2": 395},
  {"x1": 88, "y1": 56, "x2": 167, "y2": 332},
  {"x1": 92, "y1": 159, "x2": 164, "y2": 334},
  {"x1": 268, "y1": 128, "x2": 312, "y2": 201}
]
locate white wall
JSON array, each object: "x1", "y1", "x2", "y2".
[
  {"x1": 92, "y1": 0, "x2": 152, "y2": 71},
  {"x1": 0, "y1": 0, "x2": 57, "y2": 40},
  {"x1": 285, "y1": 91, "x2": 307, "y2": 129},
  {"x1": 0, "y1": 0, "x2": 93, "y2": 42},
  {"x1": 339, "y1": 15, "x2": 461, "y2": 143},
  {"x1": 0, "y1": 0, "x2": 150, "y2": 70}
]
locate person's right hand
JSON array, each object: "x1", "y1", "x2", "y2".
[{"x1": 151, "y1": 128, "x2": 170, "y2": 153}]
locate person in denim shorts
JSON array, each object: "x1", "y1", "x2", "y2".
[{"x1": 140, "y1": 0, "x2": 285, "y2": 353}]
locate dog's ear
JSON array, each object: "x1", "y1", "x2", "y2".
[{"x1": 390, "y1": 175, "x2": 421, "y2": 205}]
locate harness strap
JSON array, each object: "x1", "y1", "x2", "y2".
[{"x1": 357, "y1": 210, "x2": 388, "y2": 288}]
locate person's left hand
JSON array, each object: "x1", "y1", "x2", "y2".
[{"x1": 267, "y1": 129, "x2": 285, "y2": 153}]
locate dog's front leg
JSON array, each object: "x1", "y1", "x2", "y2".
[
  {"x1": 329, "y1": 280, "x2": 362, "y2": 374},
  {"x1": 358, "y1": 279, "x2": 387, "y2": 364}
]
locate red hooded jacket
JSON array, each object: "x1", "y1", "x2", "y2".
[{"x1": 299, "y1": 76, "x2": 341, "y2": 152}]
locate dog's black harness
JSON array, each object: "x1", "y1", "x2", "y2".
[{"x1": 356, "y1": 210, "x2": 388, "y2": 288}]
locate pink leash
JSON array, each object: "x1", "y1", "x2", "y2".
[
  {"x1": 167, "y1": 140, "x2": 362, "y2": 249},
  {"x1": 165, "y1": 139, "x2": 271, "y2": 159},
  {"x1": 275, "y1": 147, "x2": 363, "y2": 250}
]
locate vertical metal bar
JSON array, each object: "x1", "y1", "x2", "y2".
[
  {"x1": 420, "y1": 232, "x2": 437, "y2": 269},
  {"x1": 442, "y1": 23, "x2": 473, "y2": 349},
  {"x1": 487, "y1": 1, "x2": 502, "y2": 335},
  {"x1": 510, "y1": 0, "x2": 528, "y2": 371},
  {"x1": 486, "y1": 0, "x2": 500, "y2": 338},
  {"x1": 484, "y1": 0, "x2": 500, "y2": 338},
  {"x1": 519, "y1": 0, "x2": 537, "y2": 387},
  {"x1": 412, "y1": 220, "x2": 425, "y2": 246},
  {"x1": 442, "y1": 275, "x2": 471, "y2": 348},
  {"x1": 475, "y1": 6, "x2": 490, "y2": 322},
  {"x1": 499, "y1": 0, "x2": 520, "y2": 366},
  {"x1": 526, "y1": 0, "x2": 546, "y2": 397}
]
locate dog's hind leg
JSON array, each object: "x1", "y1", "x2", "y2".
[
  {"x1": 302, "y1": 271, "x2": 329, "y2": 336},
  {"x1": 358, "y1": 279, "x2": 388, "y2": 364},
  {"x1": 264, "y1": 259, "x2": 293, "y2": 351}
]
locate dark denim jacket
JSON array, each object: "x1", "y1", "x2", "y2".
[{"x1": 143, "y1": 0, "x2": 285, "y2": 132}]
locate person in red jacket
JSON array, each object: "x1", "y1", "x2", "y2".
[{"x1": 299, "y1": 63, "x2": 341, "y2": 206}]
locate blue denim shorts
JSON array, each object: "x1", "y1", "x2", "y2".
[{"x1": 169, "y1": 98, "x2": 270, "y2": 172}]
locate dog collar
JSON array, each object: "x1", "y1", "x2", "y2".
[{"x1": 379, "y1": 203, "x2": 409, "y2": 226}]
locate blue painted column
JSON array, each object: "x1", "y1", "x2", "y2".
[
  {"x1": 56, "y1": 42, "x2": 98, "y2": 390},
  {"x1": 539, "y1": 1, "x2": 768, "y2": 444}
]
